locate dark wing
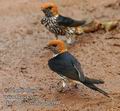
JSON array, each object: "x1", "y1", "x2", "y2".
[
  {"x1": 71, "y1": 57, "x2": 86, "y2": 82},
  {"x1": 48, "y1": 52, "x2": 85, "y2": 81},
  {"x1": 72, "y1": 57, "x2": 105, "y2": 84},
  {"x1": 48, "y1": 58, "x2": 80, "y2": 81},
  {"x1": 71, "y1": 57, "x2": 109, "y2": 97},
  {"x1": 57, "y1": 15, "x2": 86, "y2": 27}
]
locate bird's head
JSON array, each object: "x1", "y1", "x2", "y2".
[
  {"x1": 44, "y1": 39, "x2": 67, "y2": 55},
  {"x1": 40, "y1": 2, "x2": 59, "y2": 17}
]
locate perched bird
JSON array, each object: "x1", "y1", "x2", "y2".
[
  {"x1": 41, "y1": 2, "x2": 86, "y2": 44},
  {"x1": 44, "y1": 39, "x2": 109, "y2": 97}
]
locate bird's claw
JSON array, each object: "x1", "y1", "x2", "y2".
[
  {"x1": 57, "y1": 86, "x2": 67, "y2": 93},
  {"x1": 73, "y1": 83, "x2": 79, "y2": 89},
  {"x1": 57, "y1": 80, "x2": 70, "y2": 93}
]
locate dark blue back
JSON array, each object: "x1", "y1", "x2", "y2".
[{"x1": 48, "y1": 52, "x2": 80, "y2": 81}]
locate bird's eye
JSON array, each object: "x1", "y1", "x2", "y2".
[
  {"x1": 48, "y1": 6, "x2": 52, "y2": 10},
  {"x1": 52, "y1": 44, "x2": 57, "y2": 47}
]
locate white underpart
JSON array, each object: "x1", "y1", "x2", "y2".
[
  {"x1": 53, "y1": 54, "x2": 59, "y2": 57},
  {"x1": 60, "y1": 76, "x2": 67, "y2": 88},
  {"x1": 52, "y1": 49, "x2": 68, "y2": 58},
  {"x1": 66, "y1": 38, "x2": 72, "y2": 44},
  {"x1": 53, "y1": 14, "x2": 59, "y2": 18},
  {"x1": 62, "y1": 81, "x2": 66, "y2": 88}
]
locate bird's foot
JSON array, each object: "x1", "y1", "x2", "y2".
[
  {"x1": 57, "y1": 80, "x2": 70, "y2": 93},
  {"x1": 66, "y1": 38, "x2": 72, "y2": 44},
  {"x1": 69, "y1": 82, "x2": 79, "y2": 89},
  {"x1": 57, "y1": 86, "x2": 68, "y2": 93},
  {"x1": 65, "y1": 39, "x2": 76, "y2": 46},
  {"x1": 73, "y1": 83, "x2": 79, "y2": 89}
]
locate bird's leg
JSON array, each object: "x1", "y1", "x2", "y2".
[
  {"x1": 57, "y1": 77, "x2": 69, "y2": 92},
  {"x1": 55, "y1": 34, "x2": 58, "y2": 39},
  {"x1": 62, "y1": 80, "x2": 67, "y2": 88},
  {"x1": 66, "y1": 36, "x2": 72, "y2": 44},
  {"x1": 73, "y1": 83, "x2": 79, "y2": 89},
  {"x1": 68, "y1": 79, "x2": 79, "y2": 89},
  {"x1": 66, "y1": 34, "x2": 77, "y2": 45}
]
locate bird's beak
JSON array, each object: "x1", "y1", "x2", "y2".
[
  {"x1": 41, "y1": 7, "x2": 44, "y2": 11},
  {"x1": 41, "y1": 9, "x2": 47, "y2": 13},
  {"x1": 43, "y1": 45, "x2": 50, "y2": 50},
  {"x1": 41, "y1": 8, "x2": 44, "y2": 11}
]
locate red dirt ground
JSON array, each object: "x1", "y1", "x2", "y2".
[{"x1": 0, "y1": 0, "x2": 120, "y2": 111}]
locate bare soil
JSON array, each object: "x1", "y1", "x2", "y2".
[{"x1": 0, "y1": 0, "x2": 120, "y2": 111}]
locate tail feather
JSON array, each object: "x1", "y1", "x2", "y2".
[
  {"x1": 77, "y1": 20, "x2": 86, "y2": 26},
  {"x1": 85, "y1": 76, "x2": 104, "y2": 84},
  {"x1": 82, "y1": 82, "x2": 109, "y2": 97}
]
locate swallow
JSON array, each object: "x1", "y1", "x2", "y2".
[
  {"x1": 44, "y1": 39, "x2": 109, "y2": 97},
  {"x1": 41, "y1": 2, "x2": 86, "y2": 44}
]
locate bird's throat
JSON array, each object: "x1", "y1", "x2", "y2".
[{"x1": 53, "y1": 49, "x2": 67, "y2": 57}]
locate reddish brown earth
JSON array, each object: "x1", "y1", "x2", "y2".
[{"x1": 0, "y1": 0, "x2": 120, "y2": 111}]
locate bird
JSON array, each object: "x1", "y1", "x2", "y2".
[
  {"x1": 40, "y1": 2, "x2": 86, "y2": 44},
  {"x1": 44, "y1": 39, "x2": 109, "y2": 97}
]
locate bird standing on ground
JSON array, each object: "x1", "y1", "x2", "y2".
[
  {"x1": 44, "y1": 39, "x2": 109, "y2": 97},
  {"x1": 40, "y1": 2, "x2": 86, "y2": 44}
]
